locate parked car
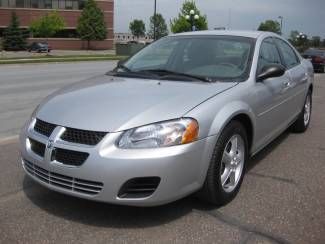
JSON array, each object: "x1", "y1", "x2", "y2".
[
  {"x1": 28, "y1": 42, "x2": 51, "y2": 53},
  {"x1": 20, "y1": 31, "x2": 314, "y2": 207},
  {"x1": 302, "y1": 48, "x2": 325, "y2": 73}
]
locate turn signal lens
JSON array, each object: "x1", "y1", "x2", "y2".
[{"x1": 181, "y1": 120, "x2": 199, "y2": 144}]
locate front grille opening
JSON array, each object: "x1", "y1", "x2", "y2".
[
  {"x1": 52, "y1": 148, "x2": 89, "y2": 166},
  {"x1": 29, "y1": 138, "x2": 46, "y2": 157},
  {"x1": 23, "y1": 159, "x2": 103, "y2": 195},
  {"x1": 60, "y1": 128, "x2": 107, "y2": 146},
  {"x1": 34, "y1": 119, "x2": 56, "y2": 137},
  {"x1": 118, "y1": 177, "x2": 161, "y2": 199}
]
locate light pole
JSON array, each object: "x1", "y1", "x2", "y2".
[
  {"x1": 296, "y1": 32, "x2": 307, "y2": 51},
  {"x1": 153, "y1": 0, "x2": 157, "y2": 40},
  {"x1": 278, "y1": 16, "x2": 283, "y2": 35},
  {"x1": 185, "y1": 9, "x2": 199, "y2": 31}
]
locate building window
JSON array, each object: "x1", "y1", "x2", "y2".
[
  {"x1": 16, "y1": 0, "x2": 24, "y2": 7},
  {"x1": 0, "y1": 0, "x2": 9, "y2": 7},
  {"x1": 0, "y1": 0, "x2": 86, "y2": 8},
  {"x1": 65, "y1": 0, "x2": 72, "y2": 9},
  {"x1": 52, "y1": 0, "x2": 58, "y2": 8},
  {"x1": 30, "y1": 0, "x2": 38, "y2": 8},
  {"x1": 44, "y1": 0, "x2": 52, "y2": 8}
]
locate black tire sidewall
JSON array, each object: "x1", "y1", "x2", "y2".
[
  {"x1": 204, "y1": 121, "x2": 249, "y2": 205},
  {"x1": 302, "y1": 92, "x2": 312, "y2": 130}
]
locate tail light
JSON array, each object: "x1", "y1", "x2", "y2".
[{"x1": 314, "y1": 56, "x2": 323, "y2": 63}]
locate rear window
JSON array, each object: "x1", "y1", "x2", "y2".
[{"x1": 303, "y1": 49, "x2": 325, "y2": 56}]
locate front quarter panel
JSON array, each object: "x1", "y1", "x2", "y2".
[{"x1": 185, "y1": 82, "x2": 257, "y2": 152}]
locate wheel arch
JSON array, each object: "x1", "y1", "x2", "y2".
[
  {"x1": 309, "y1": 83, "x2": 313, "y2": 94},
  {"x1": 208, "y1": 102, "x2": 256, "y2": 154}
]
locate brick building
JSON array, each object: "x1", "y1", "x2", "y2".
[{"x1": 0, "y1": 0, "x2": 114, "y2": 49}]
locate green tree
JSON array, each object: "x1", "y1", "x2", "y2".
[
  {"x1": 258, "y1": 20, "x2": 281, "y2": 34},
  {"x1": 3, "y1": 12, "x2": 28, "y2": 51},
  {"x1": 30, "y1": 11, "x2": 65, "y2": 39},
  {"x1": 148, "y1": 13, "x2": 168, "y2": 40},
  {"x1": 77, "y1": 0, "x2": 107, "y2": 49},
  {"x1": 170, "y1": 0, "x2": 208, "y2": 33},
  {"x1": 129, "y1": 19, "x2": 146, "y2": 38},
  {"x1": 311, "y1": 36, "x2": 321, "y2": 47},
  {"x1": 322, "y1": 39, "x2": 325, "y2": 48}
]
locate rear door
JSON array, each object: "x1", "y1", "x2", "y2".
[{"x1": 274, "y1": 38, "x2": 307, "y2": 120}]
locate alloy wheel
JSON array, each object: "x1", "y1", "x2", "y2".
[{"x1": 220, "y1": 134, "x2": 245, "y2": 193}]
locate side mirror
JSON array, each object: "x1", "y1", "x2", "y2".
[
  {"x1": 257, "y1": 64, "x2": 286, "y2": 81},
  {"x1": 117, "y1": 59, "x2": 125, "y2": 67}
]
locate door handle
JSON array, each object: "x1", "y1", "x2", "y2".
[
  {"x1": 281, "y1": 81, "x2": 291, "y2": 92},
  {"x1": 282, "y1": 81, "x2": 291, "y2": 88}
]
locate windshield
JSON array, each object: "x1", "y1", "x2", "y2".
[{"x1": 121, "y1": 35, "x2": 255, "y2": 82}]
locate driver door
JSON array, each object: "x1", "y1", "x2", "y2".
[{"x1": 253, "y1": 37, "x2": 292, "y2": 151}]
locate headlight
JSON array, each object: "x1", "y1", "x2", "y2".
[{"x1": 117, "y1": 118, "x2": 199, "y2": 149}]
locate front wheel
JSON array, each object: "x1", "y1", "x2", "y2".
[{"x1": 198, "y1": 121, "x2": 248, "y2": 206}]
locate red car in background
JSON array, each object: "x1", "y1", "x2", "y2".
[{"x1": 302, "y1": 48, "x2": 325, "y2": 73}]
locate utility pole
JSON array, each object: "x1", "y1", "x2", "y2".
[
  {"x1": 278, "y1": 16, "x2": 283, "y2": 35},
  {"x1": 153, "y1": 0, "x2": 157, "y2": 40}
]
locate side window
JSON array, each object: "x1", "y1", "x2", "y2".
[
  {"x1": 258, "y1": 38, "x2": 282, "y2": 73},
  {"x1": 275, "y1": 39, "x2": 300, "y2": 69}
]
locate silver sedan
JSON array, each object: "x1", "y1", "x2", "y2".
[{"x1": 20, "y1": 31, "x2": 314, "y2": 206}]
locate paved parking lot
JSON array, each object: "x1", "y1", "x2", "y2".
[{"x1": 0, "y1": 63, "x2": 324, "y2": 244}]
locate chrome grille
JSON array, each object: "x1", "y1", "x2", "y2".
[
  {"x1": 29, "y1": 138, "x2": 46, "y2": 157},
  {"x1": 52, "y1": 148, "x2": 89, "y2": 166},
  {"x1": 23, "y1": 160, "x2": 103, "y2": 195},
  {"x1": 34, "y1": 119, "x2": 56, "y2": 137},
  {"x1": 61, "y1": 128, "x2": 107, "y2": 146}
]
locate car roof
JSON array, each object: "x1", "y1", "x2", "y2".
[
  {"x1": 304, "y1": 48, "x2": 325, "y2": 53},
  {"x1": 170, "y1": 30, "x2": 275, "y2": 39}
]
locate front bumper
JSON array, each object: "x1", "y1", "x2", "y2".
[{"x1": 20, "y1": 119, "x2": 217, "y2": 206}]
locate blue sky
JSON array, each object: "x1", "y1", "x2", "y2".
[{"x1": 114, "y1": 0, "x2": 325, "y2": 39}]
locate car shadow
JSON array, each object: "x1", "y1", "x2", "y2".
[
  {"x1": 23, "y1": 130, "x2": 290, "y2": 228},
  {"x1": 247, "y1": 129, "x2": 290, "y2": 171}
]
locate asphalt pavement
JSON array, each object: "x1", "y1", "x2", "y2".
[
  {"x1": 0, "y1": 63, "x2": 324, "y2": 243},
  {"x1": 0, "y1": 61, "x2": 116, "y2": 138}
]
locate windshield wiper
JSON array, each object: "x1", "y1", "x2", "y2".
[
  {"x1": 142, "y1": 69, "x2": 214, "y2": 83},
  {"x1": 108, "y1": 64, "x2": 159, "y2": 79},
  {"x1": 116, "y1": 63, "x2": 132, "y2": 72}
]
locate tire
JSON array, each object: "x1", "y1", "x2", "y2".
[
  {"x1": 198, "y1": 121, "x2": 248, "y2": 206},
  {"x1": 291, "y1": 91, "x2": 312, "y2": 133}
]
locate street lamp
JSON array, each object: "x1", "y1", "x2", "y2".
[
  {"x1": 296, "y1": 32, "x2": 308, "y2": 51},
  {"x1": 297, "y1": 32, "x2": 307, "y2": 40},
  {"x1": 185, "y1": 9, "x2": 199, "y2": 31},
  {"x1": 278, "y1": 16, "x2": 283, "y2": 35}
]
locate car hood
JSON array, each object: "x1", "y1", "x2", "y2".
[{"x1": 36, "y1": 75, "x2": 237, "y2": 132}]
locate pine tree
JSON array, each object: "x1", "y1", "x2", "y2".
[
  {"x1": 148, "y1": 13, "x2": 168, "y2": 40},
  {"x1": 129, "y1": 19, "x2": 146, "y2": 38},
  {"x1": 77, "y1": 0, "x2": 107, "y2": 50},
  {"x1": 3, "y1": 12, "x2": 28, "y2": 51}
]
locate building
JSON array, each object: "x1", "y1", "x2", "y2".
[
  {"x1": 114, "y1": 32, "x2": 153, "y2": 44},
  {"x1": 0, "y1": 0, "x2": 114, "y2": 50}
]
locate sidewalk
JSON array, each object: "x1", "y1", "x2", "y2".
[{"x1": 0, "y1": 49, "x2": 116, "y2": 59}]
